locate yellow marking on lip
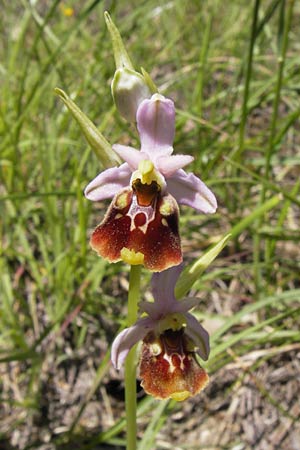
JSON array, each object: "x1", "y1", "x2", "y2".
[
  {"x1": 116, "y1": 191, "x2": 130, "y2": 209},
  {"x1": 171, "y1": 391, "x2": 191, "y2": 402},
  {"x1": 150, "y1": 342, "x2": 162, "y2": 356},
  {"x1": 159, "y1": 198, "x2": 173, "y2": 215},
  {"x1": 120, "y1": 247, "x2": 144, "y2": 265}
]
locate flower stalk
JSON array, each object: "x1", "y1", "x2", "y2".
[{"x1": 125, "y1": 265, "x2": 142, "y2": 450}]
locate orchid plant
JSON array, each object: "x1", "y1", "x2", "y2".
[{"x1": 55, "y1": 12, "x2": 225, "y2": 450}]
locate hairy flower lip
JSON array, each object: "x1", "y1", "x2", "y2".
[
  {"x1": 139, "y1": 328, "x2": 209, "y2": 400},
  {"x1": 89, "y1": 188, "x2": 182, "y2": 272}
]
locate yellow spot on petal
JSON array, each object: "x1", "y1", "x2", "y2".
[
  {"x1": 120, "y1": 247, "x2": 144, "y2": 265},
  {"x1": 171, "y1": 391, "x2": 191, "y2": 402}
]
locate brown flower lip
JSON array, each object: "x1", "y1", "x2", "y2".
[
  {"x1": 90, "y1": 187, "x2": 182, "y2": 272},
  {"x1": 139, "y1": 329, "x2": 209, "y2": 401}
]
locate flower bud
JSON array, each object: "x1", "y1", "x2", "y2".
[
  {"x1": 104, "y1": 11, "x2": 156, "y2": 121},
  {"x1": 111, "y1": 67, "x2": 151, "y2": 121}
]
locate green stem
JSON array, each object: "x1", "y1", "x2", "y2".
[{"x1": 125, "y1": 265, "x2": 142, "y2": 450}]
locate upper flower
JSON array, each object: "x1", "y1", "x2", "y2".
[
  {"x1": 85, "y1": 94, "x2": 217, "y2": 271},
  {"x1": 85, "y1": 93, "x2": 216, "y2": 212},
  {"x1": 111, "y1": 265, "x2": 210, "y2": 401}
]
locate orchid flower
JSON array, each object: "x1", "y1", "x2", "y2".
[
  {"x1": 111, "y1": 265, "x2": 210, "y2": 401},
  {"x1": 85, "y1": 93, "x2": 217, "y2": 272}
]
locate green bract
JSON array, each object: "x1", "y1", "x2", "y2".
[
  {"x1": 54, "y1": 88, "x2": 121, "y2": 168},
  {"x1": 175, "y1": 234, "x2": 231, "y2": 299},
  {"x1": 104, "y1": 11, "x2": 134, "y2": 71}
]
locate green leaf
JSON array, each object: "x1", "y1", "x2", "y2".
[{"x1": 175, "y1": 234, "x2": 231, "y2": 299}]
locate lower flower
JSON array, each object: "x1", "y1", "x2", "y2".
[
  {"x1": 139, "y1": 328, "x2": 209, "y2": 401},
  {"x1": 111, "y1": 265, "x2": 210, "y2": 401}
]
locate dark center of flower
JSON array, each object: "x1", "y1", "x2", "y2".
[
  {"x1": 132, "y1": 178, "x2": 160, "y2": 207},
  {"x1": 158, "y1": 328, "x2": 187, "y2": 372},
  {"x1": 142, "y1": 328, "x2": 189, "y2": 374}
]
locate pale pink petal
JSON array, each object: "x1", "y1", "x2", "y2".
[
  {"x1": 150, "y1": 264, "x2": 184, "y2": 314},
  {"x1": 140, "y1": 296, "x2": 199, "y2": 320},
  {"x1": 174, "y1": 297, "x2": 200, "y2": 313},
  {"x1": 113, "y1": 144, "x2": 148, "y2": 170},
  {"x1": 84, "y1": 163, "x2": 131, "y2": 201},
  {"x1": 184, "y1": 313, "x2": 210, "y2": 361},
  {"x1": 137, "y1": 94, "x2": 175, "y2": 157},
  {"x1": 139, "y1": 301, "x2": 161, "y2": 319},
  {"x1": 167, "y1": 169, "x2": 217, "y2": 213},
  {"x1": 156, "y1": 154, "x2": 194, "y2": 177},
  {"x1": 111, "y1": 317, "x2": 154, "y2": 370}
]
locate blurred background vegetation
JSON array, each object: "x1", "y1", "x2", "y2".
[{"x1": 0, "y1": 1, "x2": 300, "y2": 449}]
